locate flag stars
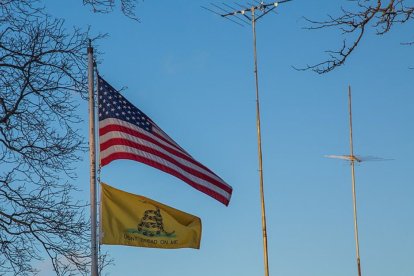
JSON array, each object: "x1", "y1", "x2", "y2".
[{"x1": 98, "y1": 77, "x2": 153, "y2": 133}]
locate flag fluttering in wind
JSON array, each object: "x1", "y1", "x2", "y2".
[
  {"x1": 100, "y1": 183, "x2": 201, "y2": 249},
  {"x1": 97, "y1": 75, "x2": 232, "y2": 205}
]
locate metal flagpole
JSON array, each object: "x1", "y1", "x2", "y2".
[
  {"x1": 348, "y1": 85, "x2": 362, "y2": 276},
  {"x1": 88, "y1": 40, "x2": 99, "y2": 276},
  {"x1": 202, "y1": 2, "x2": 292, "y2": 275}
]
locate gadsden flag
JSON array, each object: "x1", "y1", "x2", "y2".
[{"x1": 100, "y1": 183, "x2": 201, "y2": 249}]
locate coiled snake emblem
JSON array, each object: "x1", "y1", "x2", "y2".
[{"x1": 137, "y1": 207, "x2": 175, "y2": 237}]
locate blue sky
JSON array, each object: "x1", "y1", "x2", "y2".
[{"x1": 41, "y1": 1, "x2": 414, "y2": 275}]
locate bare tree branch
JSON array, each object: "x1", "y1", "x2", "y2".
[
  {"x1": 300, "y1": 0, "x2": 414, "y2": 73},
  {"x1": 83, "y1": 0, "x2": 142, "y2": 21}
]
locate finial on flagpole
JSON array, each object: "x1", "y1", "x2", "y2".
[{"x1": 88, "y1": 39, "x2": 93, "y2": 54}]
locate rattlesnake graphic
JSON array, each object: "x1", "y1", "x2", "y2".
[{"x1": 137, "y1": 207, "x2": 175, "y2": 237}]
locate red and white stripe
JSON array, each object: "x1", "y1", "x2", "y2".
[{"x1": 99, "y1": 118, "x2": 232, "y2": 205}]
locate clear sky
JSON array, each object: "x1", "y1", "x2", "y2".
[{"x1": 41, "y1": 1, "x2": 413, "y2": 275}]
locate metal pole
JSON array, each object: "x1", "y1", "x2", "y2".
[
  {"x1": 348, "y1": 85, "x2": 362, "y2": 276},
  {"x1": 88, "y1": 40, "x2": 99, "y2": 276},
  {"x1": 252, "y1": 7, "x2": 270, "y2": 276}
]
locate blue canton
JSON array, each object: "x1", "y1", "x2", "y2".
[{"x1": 98, "y1": 76, "x2": 152, "y2": 132}]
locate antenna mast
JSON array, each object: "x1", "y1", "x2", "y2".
[
  {"x1": 326, "y1": 86, "x2": 363, "y2": 276},
  {"x1": 203, "y1": 2, "x2": 292, "y2": 276},
  {"x1": 348, "y1": 86, "x2": 362, "y2": 276}
]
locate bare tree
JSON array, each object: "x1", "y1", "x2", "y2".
[
  {"x1": 1, "y1": 2, "x2": 90, "y2": 275},
  {"x1": 301, "y1": 0, "x2": 414, "y2": 74},
  {"x1": 0, "y1": 0, "x2": 140, "y2": 274},
  {"x1": 83, "y1": 0, "x2": 141, "y2": 21}
]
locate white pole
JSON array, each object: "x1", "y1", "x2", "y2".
[
  {"x1": 251, "y1": 7, "x2": 270, "y2": 276},
  {"x1": 88, "y1": 40, "x2": 99, "y2": 276},
  {"x1": 348, "y1": 86, "x2": 362, "y2": 276}
]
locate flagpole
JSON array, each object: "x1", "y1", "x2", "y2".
[
  {"x1": 348, "y1": 85, "x2": 362, "y2": 276},
  {"x1": 88, "y1": 40, "x2": 99, "y2": 276},
  {"x1": 251, "y1": 8, "x2": 270, "y2": 276}
]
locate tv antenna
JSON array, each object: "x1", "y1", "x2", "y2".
[
  {"x1": 326, "y1": 86, "x2": 390, "y2": 276},
  {"x1": 203, "y1": 2, "x2": 292, "y2": 276},
  {"x1": 327, "y1": 86, "x2": 363, "y2": 276}
]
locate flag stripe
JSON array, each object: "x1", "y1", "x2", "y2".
[
  {"x1": 100, "y1": 130, "x2": 228, "y2": 188},
  {"x1": 100, "y1": 124, "x2": 186, "y2": 159},
  {"x1": 100, "y1": 138, "x2": 232, "y2": 194},
  {"x1": 151, "y1": 122, "x2": 189, "y2": 155},
  {"x1": 100, "y1": 119, "x2": 190, "y2": 159},
  {"x1": 99, "y1": 118, "x2": 225, "y2": 181},
  {"x1": 100, "y1": 151, "x2": 230, "y2": 205},
  {"x1": 100, "y1": 145, "x2": 231, "y2": 199}
]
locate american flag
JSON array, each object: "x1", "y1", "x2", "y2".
[{"x1": 98, "y1": 75, "x2": 233, "y2": 206}]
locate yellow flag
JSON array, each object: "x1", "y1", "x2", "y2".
[{"x1": 100, "y1": 183, "x2": 201, "y2": 249}]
